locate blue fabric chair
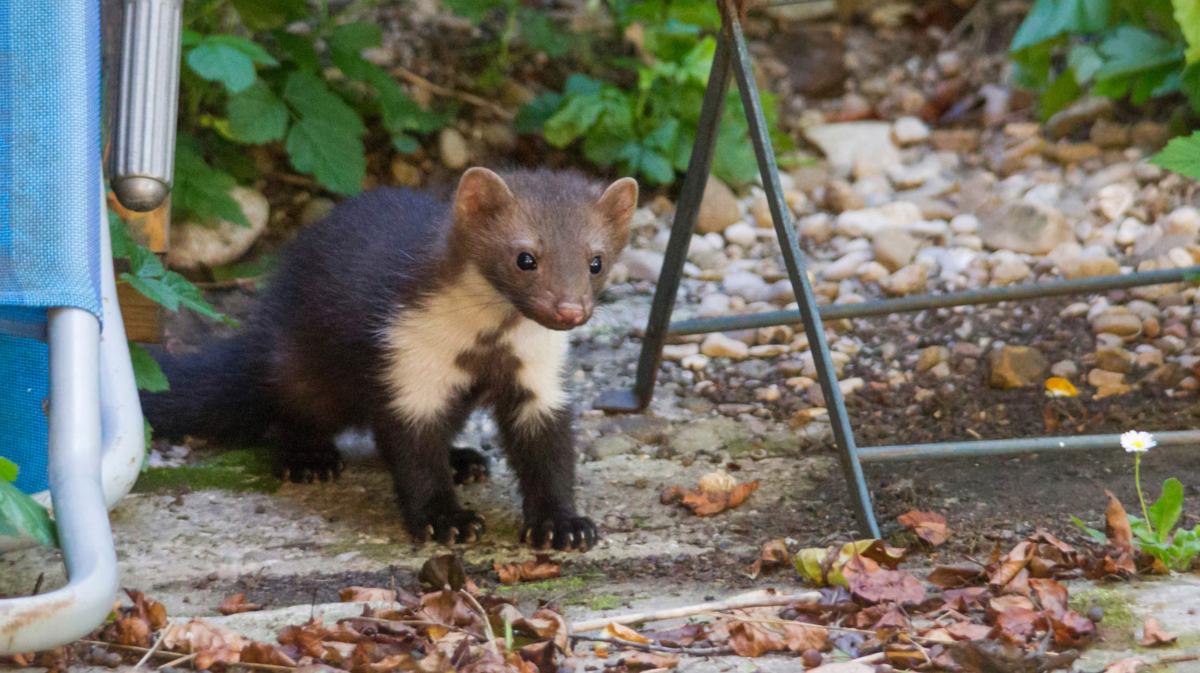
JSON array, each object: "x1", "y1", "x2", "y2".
[{"x1": 0, "y1": 1, "x2": 145, "y2": 653}]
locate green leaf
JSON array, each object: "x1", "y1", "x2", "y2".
[
  {"x1": 1174, "y1": 0, "x2": 1200, "y2": 63},
  {"x1": 126, "y1": 245, "x2": 167, "y2": 280},
  {"x1": 273, "y1": 30, "x2": 320, "y2": 72},
  {"x1": 0, "y1": 457, "x2": 17, "y2": 482},
  {"x1": 285, "y1": 119, "x2": 366, "y2": 195},
  {"x1": 205, "y1": 35, "x2": 278, "y2": 67},
  {"x1": 1095, "y1": 26, "x2": 1183, "y2": 80},
  {"x1": 187, "y1": 40, "x2": 258, "y2": 93},
  {"x1": 1039, "y1": 67, "x2": 1083, "y2": 120},
  {"x1": 564, "y1": 74, "x2": 604, "y2": 96},
  {"x1": 172, "y1": 143, "x2": 250, "y2": 227},
  {"x1": 368, "y1": 68, "x2": 451, "y2": 135},
  {"x1": 544, "y1": 93, "x2": 606, "y2": 147},
  {"x1": 283, "y1": 72, "x2": 366, "y2": 136},
  {"x1": 1148, "y1": 477, "x2": 1185, "y2": 543},
  {"x1": 128, "y1": 342, "x2": 169, "y2": 393},
  {"x1": 108, "y1": 210, "x2": 137, "y2": 260},
  {"x1": 1010, "y1": 0, "x2": 1111, "y2": 52},
  {"x1": 0, "y1": 479, "x2": 57, "y2": 547},
  {"x1": 227, "y1": 81, "x2": 288, "y2": 144},
  {"x1": 1071, "y1": 515, "x2": 1109, "y2": 543},
  {"x1": 392, "y1": 134, "x2": 421, "y2": 154},
  {"x1": 1150, "y1": 130, "x2": 1200, "y2": 178},
  {"x1": 162, "y1": 272, "x2": 234, "y2": 325},
  {"x1": 121, "y1": 274, "x2": 178, "y2": 311},
  {"x1": 518, "y1": 8, "x2": 571, "y2": 57},
  {"x1": 514, "y1": 92, "x2": 563, "y2": 134},
  {"x1": 232, "y1": 0, "x2": 307, "y2": 31},
  {"x1": 1069, "y1": 44, "x2": 1105, "y2": 83},
  {"x1": 443, "y1": 0, "x2": 507, "y2": 22},
  {"x1": 330, "y1": 22, "x2": 383, "y2": 80}
]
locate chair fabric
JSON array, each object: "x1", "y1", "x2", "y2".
[{"x1": 0, "y1": 2, "x2": 104, "y2": 495}]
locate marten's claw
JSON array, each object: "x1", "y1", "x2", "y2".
[
  {"x1": 276, "y1": 446, "x2": 344, "y2": 483},
  {"x1": 417, "y1": 510, "x2": 486, "y2": 545},
  {"x1": 521, "y1": 515, "x2": 598, "y2": 551},
  {"x1": 449, "y1": 447, "x2": 490, "y2": 485}
]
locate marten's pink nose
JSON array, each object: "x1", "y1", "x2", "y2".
[{"x1": 555, "y1": 302, "x2": 587, "y2": 326}]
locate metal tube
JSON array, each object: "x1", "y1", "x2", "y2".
[
  {"x1": 669, "y1": 266, "x2": 1200, "y2": 335},
  {"x1": 727, "y1": 14, "x2": 879, "y2": 537},
  {"x1": 858, "y1": 431, "x2": 1200, "y2": 463}
]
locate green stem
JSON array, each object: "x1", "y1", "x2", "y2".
[{"x1": 1136, "y1": 453, "x2": 1153, "y2": 535}]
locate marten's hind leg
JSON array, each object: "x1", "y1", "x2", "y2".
[
  {"x1": 274, "y1": 421, "x2": 344, "y2": 483},
  {"x1": 450, "y1": 446, "x2": 489, "y2": 484}
]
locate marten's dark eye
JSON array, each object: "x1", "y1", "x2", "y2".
[
  {"x1": 517, "y1": 252, "x2": 538, "y2": 271},
  {"x1": 589, "y1": 256, "x2": 603, "y2": 275}
]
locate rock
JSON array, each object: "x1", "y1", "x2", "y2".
[
  {"x1": 839, "y1": 377, "x2": 864, "y2": 396},
  {"x1": 990, "y1": 253, "x2": 1032, "y2": 285},
  {"x1": 1095, "y1": 382, "x2": 1133, "y2": 398},
  {"x1": 857, "y1": 261, "x2": 889, "y2": 282},
  {"x1": 1047, "y1": 141, "x2": 1101, "y2": 164},
  {"x1": 1165, "y1": 207, "x2": 1200, "y2": 237},
  {"x1": 1087, "y1": 368, "x2": 1125, "y2": 387},
  {"x1": 1095, "y1": 347, "x2": 1134, "y2": 373},
  {"x1": 665, "y1": 417, "x2": 742, "y2": 458},
  {"x1": 950, "y1": 214, "x2": 979, "y2": 234},
  {"x1": 873, "y1": 228, "x2": 920, "y2": 271},
  {"x1": 701, "y1": 333, "x2": 750, "y2": 360},
  {"x1": 697, "y1": 292, "x2": 732, "y2": 317},
  {"x1": 1115, "y1": 217, "x2": 1145, "y2": 246},
  {"x1": 980, "y1": 201, "x2": 1073, "y2": 255},
  {"x1": 755, "y1": 385, "x2": 781, "y2": 402},
  {"x1": 1051, "y1": 360, "x2": 1079, "y2": 379},
  {"x1": 621, "y1": 249, "x2": 664, "y2": 283},
  {"x1": 168, "y1": 187, "x2": 269, "y2": 270},
  {"x1": 892, "y1": 116, "x2": 930, "y2": 145},
  {"x1": 681, "y1": 354, "x2": 711, "y2": 371},
  {"x1": 1090, "y1": 119, "x2": 1130, "y2": 148},
  {"x1": 298, "y1": 197, "x2": 335, "y2": 226},
  {"x1": 724, "y1": 221, "x2": 758, "y2": 247},
  {"x1": 836, "y1": 201, "x2": 922, "y2": 237},
  {"x1": 662, "y1": 343, "x2": 700, "y2": 361},
  {"x1": 389, "y1": 157, "x2": 421, "y2": 186},
  {"x1": 1093, "y1": 308, "x2": 1143, "y2": 338},
  {"x1": 916, "y1": 346, "x2": 949, "y2": 373},
  {"x1": 687, "y1": 235, "x2": 727, "y2": 271},
  {"x1": 988, "y1": 345, "x2": 1048, "y2": 389},
  {"x1": 1045, "y1": 97, "x2": 1113, "y2": 139},
  {"x1": 587, "y1": 434, "x2": 639, "y2": 460},
  {"x1": 749, "y1": 344, "x2": 789, "y2": 358},
  {"x1": 884, "y1": 263, "x2": 927, "y2": 296},
  {"x1": 723, "y1": 271, "x2": 771, "y2": 301},
  {"x1": 929, "y1": 361, "x2": 952, "y2": 379},
  {"x1": 1095, "y1": 183, "x2": 1134, "y2": 221},
  {"x1": 823, "y1": 179, "x2": 865, "y2": 213},
  {"x1": 438, "y1": 128, "x2": 469, "y2": 169},
  {"x1": 930, "y1": 129, "x2": 980, "y2": 152},
  {"x1": 824, "y1": 250, "x2": 873, "y2": 281},
  {"x1": 1063, "y1": 254, "x2": 1120, "y2": 279},
  {"x1": 799, "y1": 213, "x2": 834, "y2": 242},
  {"x1": 805, "y1": 121, "x2": 900, "y2": 175},
  {"x1": 1131, "y1": 121, "x2": 1170, "y2": 149},
  {"x1": 697, "y1": 177, "x2": 741, "y2": 234}
]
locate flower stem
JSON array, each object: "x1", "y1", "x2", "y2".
[{"x1": 1135, "y1": 454, "x2": 1153, "y2": 535}]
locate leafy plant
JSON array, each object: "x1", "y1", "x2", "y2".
[
  {"x1": 173, "y1": 0, "x2": 453, "y2": 226},
  {"x1": 0, "y1": 457, "x2": 58, "y2": 548},
  {"x1": 443, "y1": 0, "x2": 574, "y2": 86},
  {"x1": 1010, "y1": 0, "x2": 1200, "y2": 120},
  {"x1": 1150, "y1": 128, "x2": 1200, "y2": 176}
]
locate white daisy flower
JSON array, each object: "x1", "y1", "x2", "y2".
[{"x1": 1120, "y1": 430, "x2": 1156, "y2": 453}]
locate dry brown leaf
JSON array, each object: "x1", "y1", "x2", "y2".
[
  {"x1": 898, "y1": 510, "x2": 950, "y2": 546},
  {"x1": 162, "y1": 619, "x2": 247, "y2": 670},
  {"x1": 727, "y1": 619, "x2": 827, "y2": 657},
  {"x1": 621, "y1": 652, "x2": 680, "y2": 670},
  {"x1": 605, "y1": 622, "x2": 652, "y2": 645},
  {"x1": 842, "y1": 555, "x2": 925, "y2": 605},
  {"x1": 928, "y1": 563, "x2": 984, "y2": 589},
  {"x1": 494, "y1": 554, "x2": 561, "y2": 585},
  {"x1": 340, "y1": 586, "x2": 399, "y2": 602},
  {"x1": 125, "y1": 589, "x2": 168, "y2": 631},
  {"x1": 942, "y1": 586, "x2": 989, "y2": 611},
  {"x1": 218, "y1": 592, "x2": 264, "y2": 615},
  {"x1": 1139, "y1": 617, "x2": 1177, "y2": 647},
  {"x1": 1104, "y1": 657, "x2": 1145, "y2": 673},
  {"x1": 240, "y1": 642, "x2": 298, "y2": 667},
  {"x1": 988, "y1": 541, "x2": 1034, "y2": 590},
  {"x1": 419, "y1": 590, "x2": 478, "y2": 628},
  {"x1": 1105, "y1": 490, "x2": 1134, "y2": 554},
  {"x1": 1029, "y1": 578, "x2": 1069, "y2": 618},
  {"x1": 277, "y1": 619, "x2": 329, "y2": 659},
  {"x1": 746, "y1": 539, "x2": 790, "y2": 579},
  {"x1": 1050, "y1": 610, "x2": 1096, "y2": 647},
  {"x1": 110, "y1": 616, "x2": 152, "y2": 648},
  {"x1": 663, "y1": 473, "x2": 760, "y2": 516},
  {"x1": 992, "y1": 606, "x2": 1043, "y2": 644},
  {"x1": 988, "y1": 594, "x2": 1036, "y2": 613},
  {"x1": 644, "y1": 623, "x2": 707, "y2": 648},
  {"x1": 945, "y1": 621, "x2": 993, "y2": 641},
  {"x1": 806, "y1": 664, "x2": 874, "y2": 673}
]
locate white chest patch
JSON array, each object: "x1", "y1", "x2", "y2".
[{"x1": 379, "y1": 266, "x2": 569, "y2": 427}]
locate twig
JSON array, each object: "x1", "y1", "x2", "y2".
[
  {"x1": 157, "y1": 652, "x2": 196, "y2": 670},
  {"x1": 348, "y1": 615, "x2": 485, "y2": 641},
  {"x1": 570, "y1": 590, "x2": 821, "y2": 633},
  {"x1": 460, "y1": 590, "x2": 501, "y2": 656},
  {"x1": 135, "y1": 622, "x2": 175, "y2": 669},
  {"x1": 390, "y1": 65, "x2": 515, "y2": 120},
  {"x1": 30, "y1": 573, "x2": 44, "y2": 596},
  {"x1": 81, "y1": 640, "x2": 294, "y2": 672},
  {"x1": 569, "y1": 634, "x2": 733, "y2": 656}
]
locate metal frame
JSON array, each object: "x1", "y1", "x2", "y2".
[{"x1": 596, "y1": 1, "x2": 1200, "y2": 537}]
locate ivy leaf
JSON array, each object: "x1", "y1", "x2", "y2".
[
  {"x1": 1150, "y1": 130, "x2": 1200, "y2": 179},
  {"x1": 0, "y1": 457, "x2": 16, "y2": 482},
  {"x1": 204, "y1": 35, "x2": 278, "y2": 67},
  {"x1": 1148, "y1": 478, "x2": 1185, "y2": 544},
  {"x1": 173, "y1": 143, "x2": 250, "y2": 226},
  {"x1": 1094, "y1": 26, "x2": 1183, "y2": 81},
  {"x1": 514, "y1": 92, "x2": 563, "y2": 134},
  {"x1": 128, "y1": 342, "x2": 169, "y2": 393},
  {"x1": 187, "y1": 39, "x2": 259, "y2": 93},
  {"x1": 286, "y1": 119, "x2": 366, "y2": 195},
  {"x1": 1010, "y1": 0, "x2": 1111, "y2": 53},
  {"x1": 1174, "y1": 0, "x2": 1200, "y2": 64},
  {"x1": 0, "y1": 479, "x2": 57, "y2": 547},
  {"x1": 227, "y1": 81, "x2": 288, "y2": 144},
  {"x1": 232, "y1": 0, "x2": 307, "y2": 31},
  {"x1": 274, "y1": 30, "x2": 320, "y2": 72},
  {"x1": 544, "y1": 93, "x2": 606, "y2": 147}
]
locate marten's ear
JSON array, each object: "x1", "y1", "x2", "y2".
[
  {"x1": 455, "y1": 167, "x2": 515, "y2": 222},
  {"x1": 595, "y1": 177, "x2": 638, "y2": 232}
]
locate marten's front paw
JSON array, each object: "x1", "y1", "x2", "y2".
[
  {"x1": 276, "y1": 449, "x2": 344, "y2": 483},
  {"x1": 449, "y1": 447, "x2": 489, "y2": 484},
  {"x1": 521, "y1": 514, "x2": 598, "y2": 551},
  {"x1": 414, "y1": 509, "x2": 486, "y2": 544}
]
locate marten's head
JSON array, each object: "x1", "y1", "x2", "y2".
[{"x1": 451, "y1": 167, "x2": 637, "y2": 331}]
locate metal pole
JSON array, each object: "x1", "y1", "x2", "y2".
[
  {"x1": 669, "y1": 266, "x2": 1200, "y2": 335},
  {"x1": 858, "y1": 431, "x2": 1200, "y2": 463},
  {"x1": 594, "y1": 29, "x2": 734, "y2": 413},
  {"x1": 726, "y1": 12, "x2": 879, "y2": 537}
]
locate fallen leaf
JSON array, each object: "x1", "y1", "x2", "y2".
[
  {"x1": 621, "y1": 652, "x2": 680, "y2": 670},
  {"x1": 842, "y1": 555, "x2": 925, "y2": 605},
  {"x1": 1139, "y1": 617, "x2": 1177, "y2": 647},
  {"x1": 1105, "y1": 491, "x2": 1134, "y2": 554},
  {"x1": 898, "y1": 510, "x2": 950, "y2": 546},
  {"x1": 1044, "y1": 377, "x2": 1078, "y2": 397},
  {"x1": 945, "y1": 621, "x2": 993, "y2": 641},
  {"x1": 495, "y1": 554, "x2": 561, "y2": 585},
  {"x1": 125, "y1": 589, "x2": 168, "y2": 631},
  {"x1": 993, "y1": 606, "x2": 1043, "y2": 644},
  {"x1": 1029, "y1": 578, "x2": 1069, "y2": 618},
  {"x1": 666, "y1": 474, "x2": 760, "y2": 516},
  {"x1": 1104, "y1": 657, "x2": 1145, "y2": 673},
  {"x1": 727, "y1": 619, "x2": 827, "y2": 656},
  {"x1": 988, "y1": 541, "x2": 1034, "y2": 590},
  {"x1": 794, "y1": 539, "x2": 905, "y2": 587},
  {"x1": 162, "y1": 619, "x2": 247, "y2": 670},
  {"x1": 420, "y1": 554, "x2": 468, "y2": 592},
  {"x1": 339, "y1": 586, "x2": 398, "y2": 603},
  {"x1": 240, "y1": 642, "x2": 298, "y2": 667},
  {"x1": 1050, "y1": 610, "x2": 1096, "y2": 647},
  {"x1": 645, "y1": 623, "x2": 707, "y2": 648},
  {"x1": 942, "y1": 587, "x2": 990, "y2": 611},
  {"x1": 276, "y1": 619, "x2": 329, "y2": 658},
  {"x1": 110, "y1": 616, "x2": 152, "y2": 648},
  {"x1": 419, "y1": 590, "x2": 478, "y2": 628},
  {"x1": 746, "y1": 538, "x2": 790, "y2": 578},
  {"x1": 928, "y1": 563, "x2": 984, "y2": 588},
  {"x1": 949, "y1": 639, "x2": 1079, "y2": 673},
  {"x1": 218, "y1": 592, "x2": 263, "y2": 615},
  {"x1": 605, "y1": 622, "x2": 652, "y2": 645}
]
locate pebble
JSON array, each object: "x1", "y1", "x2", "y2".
[
  {"x1": 724, "y1": 221, "x2": 758, "y2": 247},
  {"x1": 438, "y1": 128, "x2": 469, "y2": 169},
  {"x1": 980, "y1": 201, "x2": 1074, "y2": 255},
  {"x1": 749, "y1": 344, "x2": 790, "y2": 358},
  {"x1": 169, "y1": 187, "x2": 269, "y2": 270},
  {"x1": 621, "y1": 249, "x2": 665, "y2": 283},
  {"x1": 884, "y1": 263, "x2": 927, "y2": 295},
  {"x1": 1093, "y1": 308, "x2": 1143, "y2": 338},
  {"x1": 916, "y1": 346, "x2": 949, "y2": 373},
  {"x1": 1096, "y1": 183, "x2": 1135, "y2": 220},
  {"x1": 824, "y1": 250, "x2": 873, "y2": 281},
  {"x1": 988, "y1": 345, "x2": 1048, "y2": 389},
  {"x1": 892, "y1": 116, "x2": 931, "y2": 145},
  {"x1": 990, "y1": 254, "x2": 1032, "y2": 285},
  {"x1": 697, "y1": 177, "x2": 742, "y2": 234},
  {"x1": 701, "y1": 333, "x2": 750, "y2": 360},
  {"x1": 681, "y1": 354, "x2": 710, "y2": 371},
  {"x1": 1050, "y1": 360, "x2": 1079, "y2": 379},
  {"x1": 663, "y1": 343, "x2": 700, "y2": 361},
  {"x1": 873, "y1": 228, "x2": 920, "y2": 271}
]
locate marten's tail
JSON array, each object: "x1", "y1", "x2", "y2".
[{"x1": 139, "y1": 336, "x2": 274, "y2": 443}]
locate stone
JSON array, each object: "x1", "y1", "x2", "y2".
[
  {"x1": 839, "y1": 378, "x2": 865, "y2": 396},
  {"x1": 950, "y1": 214, "x2": 979, "y2": 234},
  {"x1": 1096, "y1": 183, "x2": 1135, "y2": 221},
  {"x1": 1087, "y1": 368, "x2": 1125, "y2": 387},
  {"x1": 1051, "y1": 360, "x2": 1079, "y2": 379},
  {"x1": 701, "y1": 333, "x2": 750, "y2": 360},
  {"x1": 988, "y1": 345, "x2": 1048, "y2": 389},
  {"x1": 857, "y1": 261, "x2": 889, "y2": 282},
  {"x1": 438, "y1": 128, "x2": 469, "y2": 169},
  {"x1": 697, "y1": 292, "x2": 732, "y2": 317},
  {"x1": 805, "y1": 121, "x2": 900, "y2": 175},
  {"x1": 724, "y1": 222, "x2": 757, "y2": 247},
  {"x1": 587, "y1": 434, "x2": 639, "y2": 460},
  {"x1": 755, "y1": 385, "x2": 782, "y2": 402},
  {"x1": 1093, "y1": 308, "x2": 1143, "y2": 338},
  {"x1": 916, "y1": 346, "x2": 949, "y2": 373},
  {"x1": 1045, "y1": 96, "x2": 1114, "y2": 139},
  {"x1": 1047, "y1": 141, "x2": 1101, "y2": 164},
  {"x1": 697, "y1": 177, "x2": 741, "y2": 234},
  {"x1": 749, "y1": 344, "x2": 789, "y2": 358},
  {"x1": 723, "y1": 271, "x2": 771, "y2": 301},
  {"x1": 990, "y1": 254, "x2": 1032, "y2": 285},
  {"x1": 836, "y1": 201, "x2": 923, "y2": 237},
  {"x1": 480, "y1": 122, "x2": 516, "y2": 151},
  {"x1": 824, "y1": 250, "x2": 873, "y2": 281},
  {"x1": 389, "y1": 157, "x2": 421, "y2": 187},
  {"x1": 980, "y1": 201, "x2": 1073, "y2": 255},
  {"x1": 1063, "y1": 254, "x2": 1120, "y2": 279},
  {"x1": 665, "y1": 417, "x2": 742, "y2": 458},
  {"x1": 1090, "y1": 119, "x2": 1130, "y2": 148},
  {"x1": 1095, "y1": 348, "x2": 1134, "y2": 374},
  {"x1": 681, "y1": 354, "x2": 711, "y2": 371},
  {"x1": 169, "y1": 187, "x2": 269, "y2": 270},
  {"x1": 929, "y1": 361, "x2": 952, "y2": 379},
  {"x1": 873, "y1": 228, "x2": 920, "y2": 271},
  {"x1": 799, "y1": 213, "x2": 835, "y2": 242},
  {"x1": 620, "y1": 249, "x2": 664, "y2": 283},
  {"x1": 1165, "y1": 207, "x2": 1200, "y2": 237},
  {"x1": 930, "y1": 129, "x2": 980, "y2": 152},
  {"x1": 884, "y1": 263, "x2": 927, "y2": 296},
  {"x1": 298, "y1": 197, "x2": 335, "y2": 227},
  {"x1": 662, "y1": 343, "x2": 700, "y2": 361},
  {"x1": 1115, "y1": 217, "x2": 1145, "y2": 246},
  {"x1": 892, "y1": 116, "x2": 930, "y2": 145},
  {"x1": 1131, "y1": 121, "x2": 1170, "y2": 149},
  {"x1": 823, "y1": 179, "x2": 865, "y2": 213}
]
